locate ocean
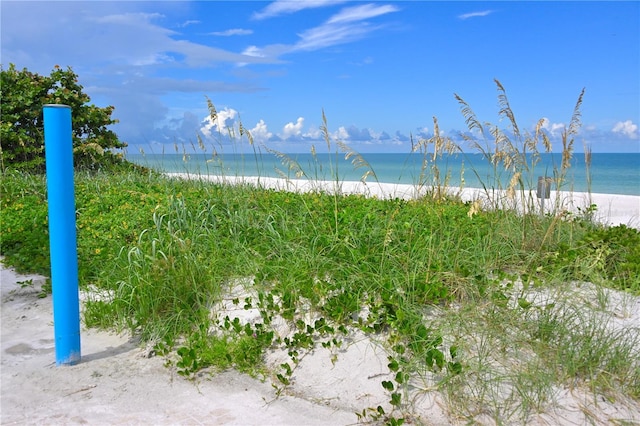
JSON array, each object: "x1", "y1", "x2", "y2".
[{"x1": 126, "y1": 152, "x2": 640, "y2": 196}]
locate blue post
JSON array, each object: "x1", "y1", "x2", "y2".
[{"x1": 43, "y1": 104, "x2": 81, "y2": 366}]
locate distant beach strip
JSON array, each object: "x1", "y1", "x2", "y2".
[{"x1": 128, "y1": 152, "x2": 640, "y2": 196}]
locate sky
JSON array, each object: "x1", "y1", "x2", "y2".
[{"x1": 1, "y1": 1, "x2": 639, "y2": 154}]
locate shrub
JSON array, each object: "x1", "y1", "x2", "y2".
[{"x1": 0, "y1": 63, "x2": 126, "y2": 173}]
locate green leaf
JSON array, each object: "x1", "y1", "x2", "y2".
[
  {"x1": 447, "y1": 361, "x2": 463, "y2": 375},
  {"x1": 449, "y1": 345, "x2": 459, "y2": 359},
  {"x1": 518, "y1": 297, "x2": 533, "y2": 309},
  {"x1": 395, "y1": 371, "x2": 408, "y2": 384},
  {"x1": 390, "y1": 392, "x2": 402, "y2": 406},
  {"x1": 387, "y1": 357, "x2": 399, "y2": 372}
]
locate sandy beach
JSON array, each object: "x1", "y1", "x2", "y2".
[
  {"x1": 2, "y1": 175, "x2": 639, "y2": 424},
  {"x1": 3, "y1": 262, "x2": 640, "y2": 425},
  {"x1": 0, "y1": 265, "x2": 358, "y2": 425}
]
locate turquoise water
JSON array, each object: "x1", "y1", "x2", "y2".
[{"x1": 126, "y1": 152, "x2": 640, "y2": 196}]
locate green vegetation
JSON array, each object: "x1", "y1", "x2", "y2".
[
  {"x1": 1, "y1": 63, "x2": 128, "y2": 172},
  {"x1": 1, "y1": 80, "x2": 638, "y2": 424}
]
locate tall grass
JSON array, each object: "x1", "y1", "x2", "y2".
[
  {"x1": 1, "y1": 82, "x2": 638, "y2": 424},
  {"x1": 410, "y1": 116, "x2": 462, "y2": 200},
  {"x1": 457, "y1": 80, "x2": 585, "y2": 218},
  {"x1": 435, "y1": 282, "x2": 640, "y2": 423}
]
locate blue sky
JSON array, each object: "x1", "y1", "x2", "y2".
[{"x1": 2, "y1": 1, "x2": 639, "y2": 154}]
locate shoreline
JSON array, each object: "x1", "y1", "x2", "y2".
[
  {"x1": 129, "y1": 151, "x2": 640, "y2": 197},
  {"x1": 166, "y1": 173, "x2": 640, "y2": 229}
]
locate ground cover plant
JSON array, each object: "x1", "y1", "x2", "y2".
[{"x1": 1, "y1": 81, "x2": 639, "y2": 424}]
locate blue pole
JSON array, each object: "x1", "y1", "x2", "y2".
[{"x1": 43, "y1": 104, "x2": 81, "y2": 366}]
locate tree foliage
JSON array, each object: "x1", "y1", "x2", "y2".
[{"x1": 0, "y1": 64, "x2": 127, "y2": 172}]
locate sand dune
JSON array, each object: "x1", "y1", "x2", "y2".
[{"x1": 2, "y1": 176, "x2": 639, "y2": 424}]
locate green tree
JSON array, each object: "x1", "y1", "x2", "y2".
[{"x1": 0, "y1": 63, "x2": 127, "y2": 172}]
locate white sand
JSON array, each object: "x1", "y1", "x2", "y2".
[
  {"x1": 0, "y1": 266, "x2": 357, "y2": 425},
  {"x1": 2, "y1": 175, "x2": 639, "y2": 424},
  {"x1": 3, "y1": 264, "x2": 640, "y2": 424}
]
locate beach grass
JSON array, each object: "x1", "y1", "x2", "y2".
[{"x1": 1, "y1": 81, "x2": 639, "y2": 424}]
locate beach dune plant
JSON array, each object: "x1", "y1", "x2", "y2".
[
  {"x1": 1, "y1": 83, "x2": 639, "y2": 424},
  {"x1": 456, "y1": 79, "x2": 585, "y2": 216},
  {"x1": 410, "y1": 116, "x2": 462, "y2": 200}
]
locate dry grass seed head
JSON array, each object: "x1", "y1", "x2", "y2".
[
  {"x1": 495, "y1": 79, "x2": 520, "y2": 138},
  {"x1": 559, "y1": 89, "x2": 584, "y2": 171},
  {"x1": 444, "y1": 138, "x2": 461, "y2": 155},
  {"x1": 411, "y1": 136, "x2": 429, "y2": 154},
  {"x1": 197, "y1": 133, "x2": 206, "y2": 151},
  {"x1": 455, "y1": 93, "x2": 485, "y2": 137},
  {"x1": 206, "y1": 96, "x2": 218, "y2": 124},
  {"x1": 568, "y1": 88, "x2": 585, "y2": 137},
  {"x1": 535, "y1": 118, "x2": 553, "y2": 153},
  {"x1": 584, "y1": 144, "x2": 592, "y2": 166},
  {"x1": 561, "y1": 129, "x2": 574, "y2": 171},
  {"x1": 506, "y1": 171, "x2": 522, "y2": 199},
  {"x1": 321, "y1": 109, "x2": 331, "y2": 151},
  {"x1": 337, "y1": 140, "x2": 377, "y2": 182},
  {"x1": 267, "y1": 148, "x2": 306, "y2": 179},
  {"x1": 523, "y1": 134, "x2": 538, "y2": 155}
]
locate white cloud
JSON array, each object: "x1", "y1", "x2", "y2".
[
  {"x1": 292, "y1": 4, "x2": 399, "y2": 52},
  {"x1": 395, "y1": 131, "x2": 411, "y2": 142},
  {"x1": 2, "y1": 4, "x2": 277, "y2": 73},
  {"x1": 555, "y1": 122, "x2": 640, "y2": 153},
  {"x1": 541, "y1": 118, "x2": 565, "y2": 135},
  {"x1": 252, "y1": 0, "x2": 347, "y2": 20},
  {"x1": 416, "y1": 126, "x2": 430, "y2": 136},
  {"x1": 612, "y1": 120, "x2": 639, "y2": 139},
  {"x1": 458, "y1": 10, "x2": 494, "y2": 20},
  {"x1": 334, "y1": 126, "x2": 350, "y2": 140},
  {"x1": 328, "y1": 4, "x2": 399, "y2": 24},
  {"x1": 94, "y1": 12, "x2": 166, "y2": 26},
  {"x1": 341, "y1": 125, "x2": 373, "y2": 141},
  {"x1": 199, "y1": 118, "x2": 216, "y2": 139},
  {"x1": 237, "y1": 45, "x2": 270, "y2": 67},
  {"x1": 207, "y1": 4, "x2": 400, "y2": 62},
  {"x1": 250, "y1": 120, "x2": 273, "y2": 142},
  {"x1": 304, "y1": 127, "x2": 323, "y2": 140},
  {"x1": 200, "y1": 107, "x2": 239, "y2": 137},
  {"x1": 131, "y1": 53, "x2": 175, "y2": 66},
  {"x1": 209, "y1": 28, "x2": 253, "y2": 36},
  {"x1": 177, "y1": 20, "x2": 200, "y2": 28},
  {"x1": 294, "y1": 23, "x2": 373, "y2": 51},
  {"x1": 283, "y1": 117, "x2": 305, "y2": 139},
  {"x1": 242, "y1": 46, "x2": 265, "y2": 58}
]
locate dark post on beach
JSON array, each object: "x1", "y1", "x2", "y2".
[
  {"x1": 43, "y1": 104, "x2": 81, "y2": 366},
  {"x1": 537, "y1": 176, "x2": 551, "y2": 215}
]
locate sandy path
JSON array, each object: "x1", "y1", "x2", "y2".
[{"x1": 0, "y1": 265, "x2": 357, "y2": 425}]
